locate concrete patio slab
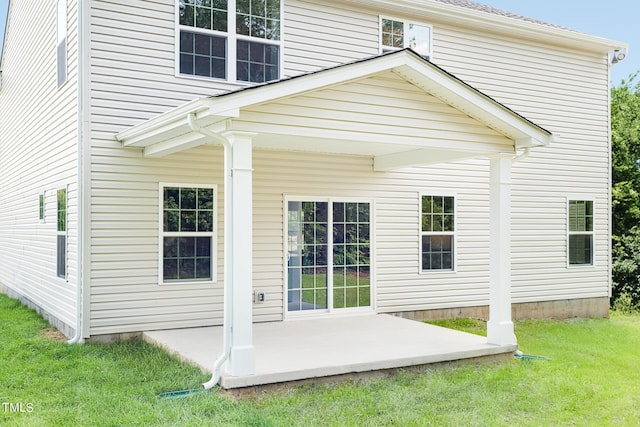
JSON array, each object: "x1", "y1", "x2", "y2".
[{"x1": 143, "y1": 314, "x2": 516, "y2": 389}]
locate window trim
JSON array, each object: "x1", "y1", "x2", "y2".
[
  {"x1": 567, "y1": 197, "x2": 595, "y2": 268},
  {"x1": 57, "y1": 187, "x2": 67, "y2": 280},
  {"x1": 174, "y1": 0, "x2": 284, "y2": 84},
  {"x1": 419, "y1": 192, "x2": 457, "y2": 274},
  {"x1": 56, "y1": 0, "x2": 68, "y2": 87},
  {"x1": 283, "y1": 195, "x2": 376, "y2": 320},
  {"x1": 158, "y1": 182, "x2": 218, "y2": 286},
  {"x1": 379, "y1": 16, "x2": 433, "y2": 60},
  {"x1": 39, "y1": 191, "x2": 46, "y2": 222}
]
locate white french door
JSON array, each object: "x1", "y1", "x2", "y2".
[{"x1": 286, "y1": 199, "x2": 372, "y2": 314}]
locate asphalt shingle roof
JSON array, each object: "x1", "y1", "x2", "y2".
[{"x1": 432, "y1": 0, "x2": 567, "y2": 30}]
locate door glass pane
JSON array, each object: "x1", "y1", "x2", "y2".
[
  {"x1": 332, "y1": 202, "x2": 371, "y2": 309},
  {"x1": 288, "y1": 201, "x2": 328, "y2": 311},
  {"x1": 288, "y1": 200, "x2": 371, "y2": 312}
]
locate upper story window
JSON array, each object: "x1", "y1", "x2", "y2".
[
  {"x1": 380, "y1": 17, "x2": 431, "y2": 60},
  {"x1": 178, "y1": 0, "x2": 281, "y2": 83},
  {"x1": 56, "y1": 0, "x2": 67, "y2": 87},
  {"x1": 568, "y1": 200, "x2": 594, "y2": 266}
]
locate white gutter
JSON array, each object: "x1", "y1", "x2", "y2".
[
  {"x1": 68, "y1": 0, "x2": 89, "y2": 345},
  {"x1": 187, "y1": 113, "x2": 233, "y2": 389}
]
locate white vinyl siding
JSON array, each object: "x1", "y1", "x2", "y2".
[
  {"x1": 255, "y1": 151, "x2": 493, "y2": 315},
  {"x1": 0, "y1": 0, "x2": 80, "y2": 332},
  {"x1": 87, "y1": 0, "x2": 232, "y2": 333},
  {"x1": 88, "y1": 148, "x2": 226, "y2": 334},
  {"x1": 87, "y1": 71, "x2": 507, "y2": 333},
  {"x1": 428, "y1": 22, "x2": 611, "y2": 303},
  {"x1": 90, "y1": 0, "x2": 242, "y2": 132},
  {"x1": 283, "y1": 0, "x2": 379, "y2": 76},
  {"x1": 233, "y1": 71, "x2": 512, "y2": 149},
  {"x1": 81, "y1": 0, "x2": 612, "y2": 334}
]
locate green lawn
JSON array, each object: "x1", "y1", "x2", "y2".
[{"x1": 1, "y1": 294, "x2": 639, "y2": 426}]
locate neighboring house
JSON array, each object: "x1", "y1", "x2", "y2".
[{"x1": 0, "y1": 0, "x2": 627, "y2": 377}]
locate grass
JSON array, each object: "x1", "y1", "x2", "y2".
[
  {"x1": 1, "y1": 293, "x2": 640, "y2": 426},
  {"x1": 427, "y1": 317, "x2": 487, "y2": 336},
  {"x1": 295, "y1": 272, "x2": 371, "y2": 309}
]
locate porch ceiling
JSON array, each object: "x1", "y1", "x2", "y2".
[
  {"x1": 116, "y1": 50, "x2": 553, "y2": 167},
  {"x1": 248, "y1": 134, "x2": 501, "y2": 169}
]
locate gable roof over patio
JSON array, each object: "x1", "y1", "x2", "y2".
[
  {"x1": 115, "y1": 49, "x2": 553, "y2": 387},
  {"x1": 116, "y1": 49, "x2": 553, "y2": 168}
]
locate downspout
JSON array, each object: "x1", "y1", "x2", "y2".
[
  {"x1": 187, "y1": 113, "x2": 232, "y2": 389},
  {"x1": 68, "y1": 0, "x2": 89, "y2": 345},
  {"x1": 606, "y1": 49, "x2": 620, "y2": 299}
]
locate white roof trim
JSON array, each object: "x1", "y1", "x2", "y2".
[
  {"x1": 344, "y1": 0, "x2": 627, "y2": 54},
  {"x1": 116, "y1": 50, "x2": 552, "y2": 158}
]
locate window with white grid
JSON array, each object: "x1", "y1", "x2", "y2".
[
  {"x1": 380, "y1": 17, "x2": 431, "y2": 59},
  {"x1": 568, "y1": 200, "x2": 594, "y2": 266},
  {"x1": 161, "y1": 185, "x2": 216, "y2": 283},
  {"x1": 421, "y1": 195, "x2": 455, "y2": 271},
  {"x1": 178, "y1": 0, "x2": 281, "y2": 83}
]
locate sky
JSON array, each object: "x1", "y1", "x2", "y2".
[{"x1": 0, "y1": 0, "x2": 637, "y2": 84}]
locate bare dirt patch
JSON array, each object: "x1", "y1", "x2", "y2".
[{"x1": 41, "y1": 327, "x2": 67, "y2": 342}]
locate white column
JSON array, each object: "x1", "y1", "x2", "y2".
[
  {"x1": 487, "y1": 154, "x2": 517, "y2": 346},
  {"x1": 224, "y1": 131, "x2": 256, "y2": 376}
]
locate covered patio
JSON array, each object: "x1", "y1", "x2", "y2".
[
  {"x1": 143, "y1": 314, "x2": 516, "y2": 389},
  {"x1": 116, "y1": 49, "x2": 552, "y2": 388}
]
